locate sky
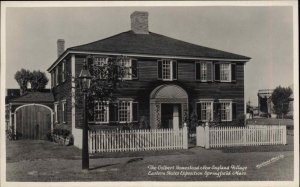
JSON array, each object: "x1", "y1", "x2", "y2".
[{"x1": 5, "y1": 5, "x2": 294, "y2": 106}]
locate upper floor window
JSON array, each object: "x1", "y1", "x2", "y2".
[
  {"x1": 93, "y1": 57, "x2": 108, "y2": 79},
  {"x1": 55, "y1": 67, "x2": 59, "y2": 86},
  {"x1": 62, "y1": 60, "x2": 66, "y2": 82},
  {"x1": 220, "y1": 64, "x2": 231, "y2": 81},
  {"x1": 195, "y1": 61, "x2": 213, "y2": 81},
  {"x1": 214, "y1": 63, "x2": 236, "y2": 82},
  {"x1": 158, "y1": 59, "x2": 177, "y2": 81},
  {"x1": 51, "y1": 71, "x2": 55, "y2": 88}
]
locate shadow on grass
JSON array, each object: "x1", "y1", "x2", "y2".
[
  {"x1": 217, "y1": 145, "x2": 293, "y2": 153},
  {"x1": 89, "y1": 163, "x2": 120, "y2": 171}
]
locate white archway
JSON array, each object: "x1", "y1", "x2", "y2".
[{"x1": 150, "y1": 84, "x2": 188, "y2": 129}]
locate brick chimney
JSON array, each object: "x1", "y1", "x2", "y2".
[
  {"x1": 130, "y1": 11, "x2": 149, "y2": 34},
  {"x1": 57, "y1": 39, "x2": 65, "y2": 57}
]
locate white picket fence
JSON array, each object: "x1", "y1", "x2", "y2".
[
  {"x1": 196, "y1": 125, "x2": 287, "y2": 149},
  {"x1": 89, "y1": 127, "x2": 188, "y2": 153}
]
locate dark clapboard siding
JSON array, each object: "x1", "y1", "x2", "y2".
[{"x1": 71, "y1": 55, "x2": 245, "y2": 128}]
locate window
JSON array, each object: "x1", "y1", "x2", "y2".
[
  {"x1": 62, "y1": 100, "x2": 67, "y2": 123},
  {"x1": 196, "y1": 101, "x2": 213, "y2": 121},
  {"x1": 51, "y1": 72, "x2": 55, "y2": 88},
  {"x1": 220, "y1": 64, "x2": 231, "y2": 81},
  {"x1": 200, "y1": 63, "x2": 207, "y2": 81},
  {"x1": 118, "y1": 101, "x2": 131, "y2": 122},
  {"x1": 214, "y1": 63, "x2": 236, "y2": 82},
  {"x1": 54, "y1": 102, "x2": 58, "y2": 123},
  {"x1": 55, "y1": 67, "x2": 59, "y2": 86},
  {"x1": 158, "y1": 59, "x2": 177, "y2": 81},
  {"x1": 117, "y1": 58, "x2": 138, "y2": 80},
  {"x1": 62, "y1": 61, "x2": 66, "y2": 82},
  {"x1": 220, "y1": 101, "x2": 232, "y2": 121},
  {"x1": 93, "y1": 57, "x2": 108, "y2": 79},
  {"x1": 195, "y1": 61, "x2": 212, "y2": 81},
  {"x1": 94, "y1": 101, "x2": 109, "y2": 123}
]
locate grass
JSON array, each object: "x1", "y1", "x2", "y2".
[{"x1": 6, "y1": 134, "x2": 294, "y2": 182}]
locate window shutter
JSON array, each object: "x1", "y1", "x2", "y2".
[
  {"x1": 232, "y1": 102, "x2": 237, "y2": 121},
  {"x1": 213, "y1": 102, "x2": 221, "y2": 121},
  {"x1": 207, "y1": 62, "x2": 213, "y2": 81},
  {"x1": 214, "y1": 64, "x2": 220, "y2": 81},
  {"x1": 132, "y1": 102, "x2": 138, "y2": 122},
  {"x1": 131, "y1": 59, "x2": 138, "y2": 79},
  {"x1": 64, "y1": 103, "x2": 67, "y2": 123},
  {"x1": 195, "y1": 63, "x2": 201, "y2": 80},
  {"x1": 231, "y1": 63, "x2": 236, "y2": 82},
  {"x1": 157, "y1": 60, "x2": 162, "y2": 79},
  {"x1": 172, "y1": 60, "x2": 177, "y2": 80},
  {"x1": 109, "y1": 103, "x2": 118, "y2": 122},
  {"x1": 196, "y1": 103, "x2": 202, "y2": 121}
]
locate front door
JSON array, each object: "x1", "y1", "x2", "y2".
[{"x1": 161, "y1": 104, "x2": 181, "y2": 129}]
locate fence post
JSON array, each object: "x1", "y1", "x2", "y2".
[
  {"x1": 182, "y1": 123, "x2": 188, "y2": 149},
  {"x1": 205, "y1": 122, "x2": 210, "y2": 149},
  {"x1": 283, "y1": 125, "x2": 287, "y2": 145}
]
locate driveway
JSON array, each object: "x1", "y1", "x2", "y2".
[{"x1": 6, "y1": 135, "x2": 294, "y2": 181}]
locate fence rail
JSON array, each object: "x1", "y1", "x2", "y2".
[
  {"x1": 197, "y1": 125, "x2": 287, "y2": 148},
  {"x1": 89, "y1": 127, "x2": 188, "y2": 153}
]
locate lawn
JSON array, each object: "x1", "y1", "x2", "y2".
[{"x1": 5, "y1": 134, "x2": 294, "y2": 182}]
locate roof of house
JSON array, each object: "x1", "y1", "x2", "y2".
[
  {"x1": 69, "y1": 31, "x2": 251, "y2": 60},
  {"x1": 9, "y1": 92, "x2": 54, "y2": 103}
]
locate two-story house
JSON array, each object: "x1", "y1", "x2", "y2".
[{"x1": 47, "y1": 11, "x2": 251, "y2": 148}]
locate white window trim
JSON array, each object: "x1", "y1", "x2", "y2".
[
  {"x1": 117, "y1": 58, "x2": 133, "y2": 80},
  {"x1": 118, "y1": 100, "x2": 136, "y2": 123},
  {"x1": 62, "y1": 100, "x2": 66, "y2": 123},
  {"x1": 94, "y1": 57, "x2": 109, "y2": 80},
  {"x1": 197, "y1": 100, "x2": 214, "y2": 122},
  {"x1": 161, "y1": 59, "x2": 175, "y2": 81},
  {"x1": 54, "y1": 102, "x2": 58, "y2": 123},
  {"x1": 93, "y1": 101, "x2": 109, "y2": 124},
  {"x1": 195, "y1": 61, "x2": 210, "y2": 82},
  {"x1": 219, "y1": 100, "x2": 232, "y2": 122},
  {"x1": 219, "y1": 63, "x2": 232, "y2": 82}
]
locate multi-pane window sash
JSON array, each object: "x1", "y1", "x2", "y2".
[
  {"x1": 200, "y1": 63, "x2": 207, "y2": 81},
  {"x1": 62, "y1": 61, "x2": 65, "y2": 82},
  {"x1": 220, "y1": 101, "x2": 232, "y2": 121},
  {"x1": 220, "y1": 64, "x2": 231, "y2": 82},
  {"x1": 54, "y1": 103, "x2": 58, "y2": 123},
  {"x1": 118, "y1": 101, "x2": 131, "y2": 123},
  {"x1": 55, "y1": 68, "x2": 59, "y2": 86},
  {"x1": 119, "y1": 58, "x2": 132, "y2": 80},
  {"x1": 62, "y1": 101, "x2": 66, "y2": 123},
  {"x1": 200, "y1": 101, "x2": 213, "y2": 121},
  {"x1": 93, "y1": 57, "x2": 108, "y2": 79},
  {"x1": 94, "y1": 101, "x2": 109, "y2": 123}
]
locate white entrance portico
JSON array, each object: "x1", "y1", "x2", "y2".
[{"x1": 149, "y1": 84, "x2": 188, "y2": 129}]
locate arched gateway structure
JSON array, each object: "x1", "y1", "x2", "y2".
[{"x1": 150, "y1": 84, "x2": 188, "y2": 129}]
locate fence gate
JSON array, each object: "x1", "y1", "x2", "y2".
[{"x1": 16, "y1": 105, "x2": 52, "y2": 140}]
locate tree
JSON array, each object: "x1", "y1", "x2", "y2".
[
  {"x1": 271, "y1": 86, "x2": 293, "y2": 118},
  {"x1": 74, "y1": 55, "x2": 128, "y2": 126},
  {"x1": 29, "y1": 70, "x2": 49, "y2": 91},
  {"x1": 14, "y1": 69, "x2": 31, "y2": 95}
]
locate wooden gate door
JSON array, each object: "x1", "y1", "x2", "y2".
[{"x1": 16, "y1": 105, "x2": 51, "y2": 140}]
